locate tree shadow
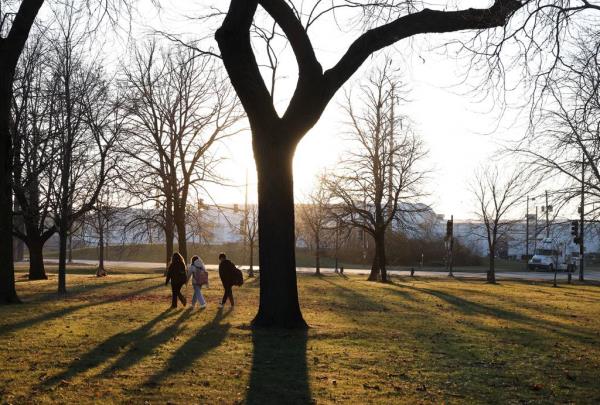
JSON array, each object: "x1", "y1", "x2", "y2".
[
  {"x1": 407, "y1": 285, "x2": 597, "y2": 344},
  {"x1": 143, "y1": 307, "x2": 232, "y2": 386},
  {"x1": 27, "y1": 275, "x2": 160, "y2": 302},
  {"x1": 97, "y1": 308, "x2": 192, "y2": 379},
  {"x1": 246, "y1": 328, "x2": 310, "y2": 405},
  {"x1": 320, "y1": 277, "x2": 389, "y2": 312},
  {"x1": 1, "y1": 282, "x2": 162, "y2": 336},
  {"x1": 40, "y1": 308, "x2": 181, "y2": 388}
]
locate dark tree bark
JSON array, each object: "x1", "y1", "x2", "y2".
[
  {"x1": 216, "y1": 0, "x2": 522, "y2": 327},
  {"x1": 249, "y1": 242, "x2": 255, "y2": 277},
  {"x1": 174, "y1": 205, "x2": 188, "y2": 263},
  {"x1": 57, "y1": 225, "x2": 68, "y2": 294},
  {"x1": 253, "y1": 137, "x2": 305, "y2": 328},
  {"x1": 0, "y1": 69, "x2": 20, "y2": 303},
  {"x1": 367, "y1": 231, "x2": 388, "y2": 282},
  {"x1": 98, "y1": 217, "x2": 105, "y2": 273},
  {"x1": 27, "y1": 235, "x2": 46, "y2": 280},
  {"x1": 488, "y1": 254, "x2": 496, "y2": 283},
  {"x1": 0, "y1": 0, "x2": 45, "y2": 304},
  {"x1": 376, "y1": 231, "x2": 388, "y2": 282},
  {"x1": 165, "y1": 195, "x2": 174, "y2": 267},
  {"x1": 315, "y1": 233, "x2": 320, "y2": 276}
]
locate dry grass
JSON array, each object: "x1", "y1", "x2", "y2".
[{"x1": 1, "y1": 271, "x2": 600, "y2": 404}]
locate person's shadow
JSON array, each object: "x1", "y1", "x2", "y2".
[
  {"x1": 246, "y1": 328, "x2": 310, "y2": 404},
  {"x1": 143, "y1": 307, "x2": 232, "y2": 386}
]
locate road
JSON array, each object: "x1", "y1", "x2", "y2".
[{"x1": 43, "y1": 259, "x2": 600, "y2": 281}]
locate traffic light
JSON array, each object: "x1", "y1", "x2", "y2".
[
  {"x1": 571, "y1": 220, "x2": 579, "y2": 236},
  {"x1": 446, "y1": 219, "x2": 453, "y2": 238},
  {"x1": 571, "y1": 220, "x2": 580, "y2": 244}
]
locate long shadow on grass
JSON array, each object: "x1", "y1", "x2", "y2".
[
  {"x1": 246, "y1": 328, "x2": 310, "y2": 405},
  {"x1": 32, "y1": 275, "x2": 160, "y2": 303},
  {"x1": 408, "y1": 286, "x2": 597, "y2": 344},
  {"x1": 1, "y1": 280, "x2": 162, "y2": 336},
  {"x1": 143, "y1": 307, "x2": 232, "y2": 386},
  {"x1": 319, "y1": 276, "x2": 390, "y2": 312},
  {"x1": 40, "y1": 308, "x2": 181, "y2": 388}
]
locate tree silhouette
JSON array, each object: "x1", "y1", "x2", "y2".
[{"x1": 215, "y1": 0, "x2": 522, "y2": 327}]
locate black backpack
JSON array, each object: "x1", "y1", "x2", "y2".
[{"x1": 232, "y1": 266, "x2": 244, "y2": 286}]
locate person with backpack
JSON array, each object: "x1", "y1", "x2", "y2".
[
  {"x1": 187, "y1": 255, "x2": 208, "y2": 309},
  {"x1": 218, "y1": 252, "x2": 243, "y2": 308},
  {"x1": 165, "y1": 252, "x2": 187, "y2": 308}
]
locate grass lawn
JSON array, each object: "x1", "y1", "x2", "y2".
[
  {"x1": 14, "y1": 262, "x2": 165, "y2": 275},
  {"x1": 1, "y1": 272, "x2": 600, "y2": 404}
]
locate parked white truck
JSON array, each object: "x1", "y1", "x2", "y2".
[{"x1": 528, "y1": 238, "x2": 578, "y2": 272}]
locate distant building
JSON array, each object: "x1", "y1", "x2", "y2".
[{"x1": 41, "y1": 203, "x2": 600, "y2": 260}]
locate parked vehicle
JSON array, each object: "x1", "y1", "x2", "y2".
[{"x1": 528, "y1": 238, "x2": 577, "y2": 272}]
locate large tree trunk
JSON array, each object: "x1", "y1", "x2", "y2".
[
  {"x1": 13, "y1": 200, "x2": 24, "y2": 262},
  {"x1": 68, "y1": 233, "x2": 73, "y2": 263},
  {"x1": 27, "y1": 236, "x2": 47, "y2": 280},
  {"x1": 97, "y1": 218, "x2": 105, "y2": 275},
  {"x1": 57, "y1": 221, "x2": 69, "y2": 294},
  {"x1": 368, "y1": 252, "x2": 380, "y2": 281},
  {"x1": 315, "y1": 235, "x2": 320, "y2": 275},
  {"x1": 376, "y1": 232, "x2": 388, "y2": 282},
  {"x1": 368, "y1": 230, "x2": 388, "y2": 282},
  {"x1": 252, "y1": 139, "x2": 306, "y2": 328},
  {"x1": 487, "y1": 253, "x2": 496, "y2": 283},
  {"x1": 164, "y1": 196, "x2": 174, "y2": 268},
  {"x1": 248, "y1": 242, "x2": 254, "y2": 277},
  {"x1": 174, "y1": 206, "x2": 187, "y2": 263},
  {"x1": 0, "y1": 70, "x2": 20, "y2": 304}
]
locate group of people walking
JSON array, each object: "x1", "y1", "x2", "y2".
[{"x1": 165, "y1": 252, "x2": 243, "y2": 310}]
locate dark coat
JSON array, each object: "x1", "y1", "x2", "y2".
[
  {"x1": 166, "y1": 261, "x2": 187, "y2": 286},
  {"x1": 218, "y1": 259, "x2": 236, "y2": 287}
]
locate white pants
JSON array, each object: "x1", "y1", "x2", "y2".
[{"x1": 192, "y1": 284, "x2": 206, "y2": 307}]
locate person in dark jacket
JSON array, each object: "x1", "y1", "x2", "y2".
[
  {"x1": 218, "y1": 252, "x2": 236, "y2": 308},
  {"x1": 165, "y1": 252, "x2": 187, "y2": 308}
]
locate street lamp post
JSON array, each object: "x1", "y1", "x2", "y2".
[{"x1": 525, "y1": 196, "x2": 529, "y2": 269}]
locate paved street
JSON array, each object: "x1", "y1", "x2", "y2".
[{"x1": 42, "y1": 259, "x2": 600, "y2": 281}]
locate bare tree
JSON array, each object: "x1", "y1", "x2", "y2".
[
  {"x1": 467, "y1": 1, "x2": 600, "y2": 119},
  {"x1": 471, "y1": 165, "x2": 533, "y2": 283},
  {"x1": 214, "y1": 0, "x2": 521, "y2": 327},
  {"x1": 0, "y1": 0, "x2": 135, "y2": 302},
  {"x1": 120, "y1": 40, "x2": 241, "y2": 264},
  {"x1": 49, "y1": 8, "x2": 123, "y2": 294},
  {"x1": 242, "y1": 204, "x2": 259, "y2": 277},
  {"x1": 297, "y1": 174, "x2": 331, "y2": 275},
  {"x1": 511, "y1": 33, "x2": 600, "y2": 281},
  {"x1": 514, "y1": 34, "x2": 600, "y2": 207},
  {"x1": 188, "y1": 200, "x2": 215, "y2": 246},
  {"x1": 327, "y1": 63, "x2": 428, "y2": 282},
  {"x1": 0, "y1": 0, "x2": 45, "y2": 302},
  {"x1": 10, "y1": 29, "x2": 59, "y2": 280},
  {"x1": 83, "y1": 186, "x2": 124, "y2": 276}
]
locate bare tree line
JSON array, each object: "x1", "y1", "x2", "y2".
[
  {"x1": 0, "y1": 0, "x2": 597, "y2": 333},
  {"x1": 4, "y1": 3, "x2": 240, "y2": 296}
]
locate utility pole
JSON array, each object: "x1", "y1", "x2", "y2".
[
  {"x1": 545, "y1": 190, "x2": 550, "y2": 238},
  {"x1": 525, "y1": 196, "x2": 529, "y2": 269},
  {"x1": 532, "y1": 197, "x2": 538, "y2": 253},
  {"x1": 580, "y1": 154, "x2": 585, "y2": 281},
  {"x1": 450, "y1": 214, "x2": 454, "y2": 277},
  {"x1": 446, "y1": 216, "x2": 454, "y2": 277}
]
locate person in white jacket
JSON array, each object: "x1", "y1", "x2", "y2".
[{"x1": 187, "y1": 255, "x2": 208, "y2": 309}]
